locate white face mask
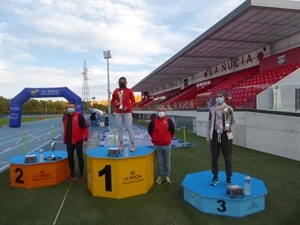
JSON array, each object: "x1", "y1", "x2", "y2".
[
  {"x1": 158, "y1": 111, "x2": 165, "y2": 118},
  {"x1": 67, "y1": 107, "x2": 75, "y2": 113}
]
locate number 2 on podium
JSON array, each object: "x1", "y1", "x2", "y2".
[{"x1": 15, "y1": 168, "x2": 24, "y2": 184}]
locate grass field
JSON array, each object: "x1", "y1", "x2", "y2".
[
  {"x1": 0, "y1": 115, "x2": 60, "y2": 127},
  {"x1": 0, "y1": 124, "x2": 299, "y2": 225}
]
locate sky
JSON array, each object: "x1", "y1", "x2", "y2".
[{"x1": 1, "y1": 0, "x2": 246, "y2": 102}]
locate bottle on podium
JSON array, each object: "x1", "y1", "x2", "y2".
[
  {"x1": 39, "y1": 149, "x2": 44, "y2": 162},
  {"x1": 244, "y1": 173, "x2": 251, "y2": 195}
]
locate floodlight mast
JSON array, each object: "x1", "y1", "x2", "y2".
[{"x1": 103, "y1": 50, "x2": 112, "y2": 114}]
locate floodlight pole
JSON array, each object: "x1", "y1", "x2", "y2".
[{"x1": 103, "y1": 50, "x2": 112, "y2": 114}]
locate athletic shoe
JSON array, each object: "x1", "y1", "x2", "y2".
[
  {"x1": 155, "y1": 176, "x2": 163, "y2": 184},
  {"x1": 210, "y1": 177, "x2": 219, "y2": 186},
  {"x1": 65, "y1": 175, "x2": 76, "y2": 182},
  {"x1": 77, "y1": 176, "x2": 84, "y2": 183},
  {"x1": 165, "y1": 176, "x2": 171, "y2": 184},
  {"x1": 130, "y1": 145, "x2": 135, "y2": 152}
]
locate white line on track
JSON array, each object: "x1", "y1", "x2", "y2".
[{"x1": 53, "y1": 181, "x2": 73, "y2": 225}]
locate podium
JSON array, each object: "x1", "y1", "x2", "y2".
[
  {"x1": 9, "y1": 151, "x2": 70, "y2": 189},
  {"x1": 181, "y1": 171, "x2": 268, "y2": 217},
  {"x1": 86, "y1": 146, "x2": 154, "y2": 199}
]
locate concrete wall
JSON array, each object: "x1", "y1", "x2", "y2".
[
  {"x1": 241, "y1": 112, "x2": 300, "y2": 161},
  {"x1": 134, "y1": 110, "x2": 300, "y2": 161}
]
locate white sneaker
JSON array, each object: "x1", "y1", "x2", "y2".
[
  {"x1": 155, "y1": 176, "x2": 162, "y2": 184},
  {"x1": 165, "y1": 176, "x2": 171, "y2": 184}
]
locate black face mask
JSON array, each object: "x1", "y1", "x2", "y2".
[{"x1": 119, "y1": 83, "x2": 126, "y2": 89}]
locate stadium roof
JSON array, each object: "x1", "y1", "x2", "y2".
[{"x1": 132, "y1": 0, "x2": 300, "y2": 93}]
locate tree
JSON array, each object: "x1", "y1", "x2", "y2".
[{"x1": 0, "y1": 96, "x2": 10, "y2": 115}]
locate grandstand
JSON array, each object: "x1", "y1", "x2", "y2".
[
  {"x1": 133, "y1": 0, "x2": 300, "y2": 112},
  {"x1": 132, "y1": 0, "x2": 300, "y2": 161},
  {"x1": 134, "y1": 62, "x2": 300, "y2": 110}
]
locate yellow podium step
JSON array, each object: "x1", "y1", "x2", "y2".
[{"x1": 86, "y1": 146, "x2": 154, "y2": 199}]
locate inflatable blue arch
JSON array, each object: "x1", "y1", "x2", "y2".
[{"x1": 9, "y1": 87, "x2": 83, "y2": 127}]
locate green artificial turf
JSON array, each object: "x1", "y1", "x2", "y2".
[{"x1": 0, "y1": 128, "x2": 299, "y2": 225}]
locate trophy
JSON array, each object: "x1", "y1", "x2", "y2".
[
  {"x1": 51, "y1": 141, "x2": 56, "y2": 159},
  {"x1": 223, "y1": 107, "x2": 230, "y2": 131},
  {"x1": 118, "y1": 90, "x2": 124, "y2": 110}
]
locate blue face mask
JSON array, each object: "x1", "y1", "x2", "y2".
[{"x1": 216, "y1": 97, "x2": 224, "y2": 105}]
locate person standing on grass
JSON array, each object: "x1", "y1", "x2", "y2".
[
  {"x1": 206, "y1": 90, "x2": 236, "y2": 186},
  {"x1": 148, "y1": 105, "x2": 175, "y2": 184},
  {"x1": 111, "y1": 77, "x2": 136, "y2": 151},
  {"x1": 63, "y1": 101, "x2": 89, "y2": 183}
]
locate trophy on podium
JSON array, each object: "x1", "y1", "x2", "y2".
[
  {"x1": 223, "y1": 107, "x2": 230, "y2": 131},
  {"x1": 51, "y1": 141, "x2": 56, "y2": 159},
  {"x1": 118, "y1": 90, "x2": 124, "y2": 110},
  {"x1": 44, "y1": 141, "x2": 61, "y2": 161}
]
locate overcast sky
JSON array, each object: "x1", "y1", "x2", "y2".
[{"x1": 1, "y1": 0, "x2": 245, "y2": 101}]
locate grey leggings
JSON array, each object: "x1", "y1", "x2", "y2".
[{"x1": 115, "y1": 113, "x2": 135, "y2": 144}]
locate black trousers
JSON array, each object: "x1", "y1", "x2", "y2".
[
  {"x1": 66, "y1": 141, "x2": 84, "y2": 177},
  {"x1": 210, "y1": 130, "x2": 233, "y2": 179}
]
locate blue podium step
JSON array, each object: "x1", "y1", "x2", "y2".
[{"x1": 181, "y1": 170, "x2": 267, "y2": 217}]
